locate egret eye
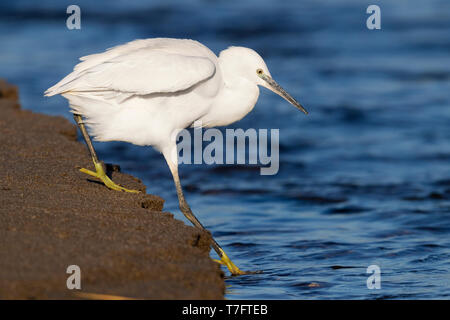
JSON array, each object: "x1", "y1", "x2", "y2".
[{"x1": 256, "y1": 68, "x2": 263, "y2": 75}]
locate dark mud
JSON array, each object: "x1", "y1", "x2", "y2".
[{"x1": 0, "y1": 79, "x2": 224, "y2": 299}]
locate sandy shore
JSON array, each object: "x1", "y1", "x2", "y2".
[{"x1": 0, "y1": 79, "x2": 224, "y2": 299}]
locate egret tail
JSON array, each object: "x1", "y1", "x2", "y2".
[{"x1": 73, "y1": 114, "x2": 140, "y2": 193}]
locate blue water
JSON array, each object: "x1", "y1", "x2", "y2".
[{"x1": 1, "y1": 0, "x2": 450, "y2": 299}]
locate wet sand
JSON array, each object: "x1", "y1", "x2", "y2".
[{"x1": 0, "y1": 79, "x2": 224, "y2": 299}]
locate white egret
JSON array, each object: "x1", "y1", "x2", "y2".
[{"x1": 45, "y1": 38, "x2": 307, "y2": 275}]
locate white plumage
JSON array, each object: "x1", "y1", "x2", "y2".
[
  {"x1": 45, "y1": 38, "x2": 306, "y2": 275},
  {"x1": 45, "y1": 38, "x2": 277, "y2": 153}
]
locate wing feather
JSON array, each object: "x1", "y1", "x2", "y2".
[
  {"x1": 45, "y1": 38, "x2": 217, "y2": 96},
  {"x1": 81, "y1": 49, "x2": 215, "y2": 94}
]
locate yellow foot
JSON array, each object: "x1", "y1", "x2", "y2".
[
  {"x1": 79, "y1": 161, "x2": 140, "y2": 193},
  {"x1": 213, "y1": 249, "x2": 262, "y2": 276}
]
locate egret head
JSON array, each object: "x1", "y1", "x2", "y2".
[{"x1": 219, "y1": 47, "x2": 308, "y2": 114}]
